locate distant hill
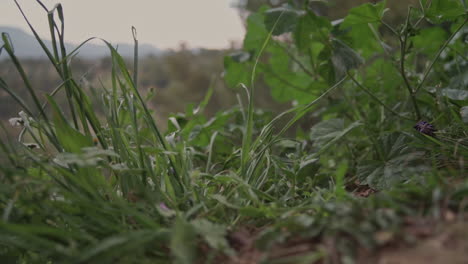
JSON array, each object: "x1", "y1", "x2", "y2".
[{"x1": 0, "y1": 26, "x2": 162, "y2": 59}]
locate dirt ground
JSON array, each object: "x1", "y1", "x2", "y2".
[{"x1": 225, "y1": 216, "x2": 468, "y2": 264}]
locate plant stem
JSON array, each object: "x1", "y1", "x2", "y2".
[
  {"x1": 414, "y1": 17, "x2": 468, "y2": 94},
  {"x1": 347, "y1": 72, "x2": 414, "y2": 121},
  {"x1": 381, "y1": 21, "x2": 399, "y2": 37},
  {"x1": 275, "y1": 42, "x2": 317, "y2": 79},
  {"x1": 399, "y1": 7, "x2": 421, "y2": 120}
]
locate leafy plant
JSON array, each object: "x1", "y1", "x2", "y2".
[{"x1": 0, "y1": 0, "x2": 467, "y2": 263}]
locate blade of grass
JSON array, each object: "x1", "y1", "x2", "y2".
[{"x1": 241, "y1": 10, "x2": 285, "y2": 177}]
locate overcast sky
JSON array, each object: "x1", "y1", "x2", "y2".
[{"x1": 0, "y1": 0, "x2": 245, "y2": 49}]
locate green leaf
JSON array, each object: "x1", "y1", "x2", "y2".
[
  {"x1": 310, "y1": 118, "x2": 362, "y2": 150},
  {"x1": 47, "y1": 95, "x2": 93, "y2": 153},
  {"x1": 223, "y1": 53, "x2": 251, "y2": 88},
  {"x1": 343, "y1": 23, "x2": 382, "y2": 58},
  {"x1": 191, "y1": 219, "x2": 234, "y2": 256},
  {"x1": 357, "y1": 133, "x2": 428, "y2": 189},
  {"x1": 310, "y1": 118, "x2": 345, "y2": 147},
  {"x1": 341, "y1": 0, "x2": 388, "y2": 28},
  {"x1": 412, "y1": 27, "x2": 448, "y2": 55},
  {"x1": 294, "y1": 11, "x2": 331, "y2": 52},
  {"x1": 422, "y1": 0, "x2": 466, "y2": 23},
  {"x1": 331, "y1": 39, "x2": 364, "y2": 78},
  {"x1": 265, "y1": 73, "x2": 319, "y2": 104},
  {"x1": 171, "y1": 217, "x2": 197, "y2": 264},
  {"x1": 364, "y1": 58, "x2": 401, "y2": 99},
  {"x1": 243, "y1": 8, "x2": 269, "y2": 51},
  {"x1": 260, "y1": 43, "x2": 320, "y2": 103},
  {"x1": 264, "y1": 7, "x2": 301, "y2": 36}
]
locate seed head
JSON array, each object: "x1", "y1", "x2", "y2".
[{"x1": 414, "y1": 121, "x2": 436, "y2": 137}]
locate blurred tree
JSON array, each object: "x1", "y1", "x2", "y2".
[{"x1": 233, "y1": 0, "x2": 420, "y2": 23}]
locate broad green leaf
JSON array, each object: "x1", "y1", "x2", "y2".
[
  {"x1": 261, "y1": 43, "x2": 320, "y2": 103},
  {"x1": 331, "y1": 39, "x2": 364, "y2": 78},
  {"x1": 341, "y1": 0, "x2": 388, "y2": 28},
  {"x1": 364, "y1": 58, "x2": 401, "y2": 99},
  {"x1": 243, "y1": 8, "x2": 269, "y2": 51},
  {"x1": 294, "y1": 11, "x2": 331, "y2": 52},
  {"x1": 357, "y1": 133, "x2": 428, "y2": 189},
  {"x1": 422, "y1": 0, "x2": 466, "y2": 23},
  {"x1": 310, "y1": 118, "x2": 345, "y2": 147},
  {"x1": 223, "y1": 53, "x2": 251, "y2": 88},
  {"x1": 310, "y1": 119, "x2": 362, "y2": 151},
  {"x1": 265, "y1": 73, "x2": 319, "y2": 104},
  {"x1": 412, "y1": 27, "x2": 448, "y2": 55},
  {"x1": 264, "y1": 7, "x2": 301, "y2": 36},
  {"x1": 343, "y1": 23, "x2": 382, "y2": 58}
]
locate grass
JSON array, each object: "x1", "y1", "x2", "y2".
[{"x1": 1, "y1": 1, "x2": 467, "y2": 263}]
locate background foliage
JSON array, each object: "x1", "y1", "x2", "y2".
[{"x1": 0, "y1": 0, "x2": 467, "y2": 263}]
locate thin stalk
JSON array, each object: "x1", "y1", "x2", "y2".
[
  {"x1": 415, "y1": 17, "x2": 468, "y2": 94},
  {"x1": 347, "y1": 73, "x2": 414, "y2": 121},
  {"x1": 130, "y1": 27, "x2": 147, "y2": 185},
  {"x1": 380, "y1": 20, "x2": 399, "y2": 37},
  {"x1": 240, "y1": 11, "x2": 284, "y2": 176},
  {"x1": 55, "y1": 5, "x2": 80, "y2": 129},
  {"x1": 399, "y1": 7, "x2": 421, "y2": 120},
  {"x1": 274, "y1": 42, "x2": 316, "y2": 78},
  {"x1": 257, "y1": 64, "x2": 315, "y2": 94}
]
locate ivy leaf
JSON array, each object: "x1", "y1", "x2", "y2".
[
  {"x1": 264, "y1": 7, "x2": 301, "y2": 36},
  {"x1": 341, "y1": 0, "x2": 388, "y2": 28}
]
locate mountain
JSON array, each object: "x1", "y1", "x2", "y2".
[{"x1": 0, "y1": 26, "x2": 162, "y2": 59}]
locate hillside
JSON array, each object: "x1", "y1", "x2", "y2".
[{"x1": 0, "y1": 26, "x2": 161, "y2": 59}]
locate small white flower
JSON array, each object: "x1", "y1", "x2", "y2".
[
  {"x1": 18, "y1": 111, "x2": 31, "y2": 127},
  {"x1": 8, "y1": 117, "x2": 23, "y2": 126}
]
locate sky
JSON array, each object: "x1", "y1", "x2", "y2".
[{"x1": 0, "y1": 0, "x2": 245, "y2": 49}]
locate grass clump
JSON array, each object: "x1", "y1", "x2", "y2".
[{"x1": 1, "y1": 0, "x2": 467, "y2": 263}]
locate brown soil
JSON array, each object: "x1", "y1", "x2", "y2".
[{"x1": 224, "y1": 217, "x2": 468, "y2": 264}]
